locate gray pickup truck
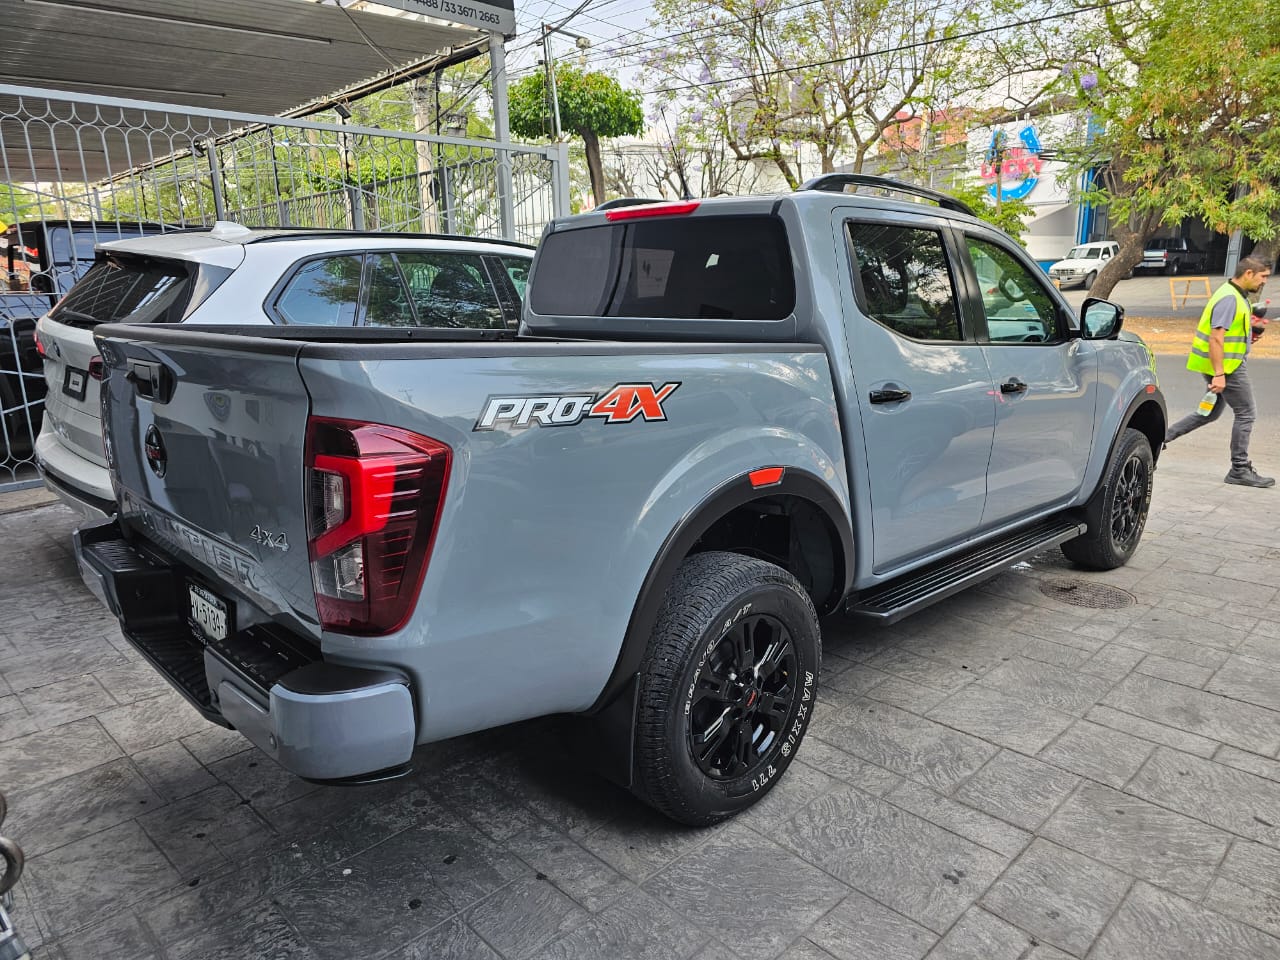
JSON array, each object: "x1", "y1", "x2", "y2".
[{"x1": 78, "y1": 176, "x2": 1165, "y2": 825}]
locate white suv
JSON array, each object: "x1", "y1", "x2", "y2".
[
  {"x1": 1048, "y1": 241, "x2": 1120, "y2": 290},
  {"x1": 35, "y1": 222, "x2": 533, "y2": 521}
]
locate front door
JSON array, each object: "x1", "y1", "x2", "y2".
[
  {"x1": 837, "y1": 213, "x2": 997, "y2": 573},
  {"x1": 962, "y1": 234, "x2": 1097, "y2": 527}
]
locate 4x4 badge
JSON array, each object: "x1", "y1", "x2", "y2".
[{"x1": 249, "y1": 525, "x2": 289, "y2": 553}]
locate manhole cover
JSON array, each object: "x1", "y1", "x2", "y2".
[{"x1": 1039, "y1": 579, "x2": 1136, "y2": 609}]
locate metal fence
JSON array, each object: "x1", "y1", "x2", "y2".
[{"x1": 0, "y1": 83, "x2": 570, "y2": 492}]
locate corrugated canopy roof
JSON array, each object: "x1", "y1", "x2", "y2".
[{"x1": 0, "y1": 0, "x2": 489, "y2": 180}]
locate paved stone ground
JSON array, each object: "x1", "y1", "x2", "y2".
[{"x1": 1, "y1": 369, "x2": 1279, "y2": 960}]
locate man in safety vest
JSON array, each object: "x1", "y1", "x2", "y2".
[{"x1": 1164, "y1": 256, "x2": 1273, "y2": 487}]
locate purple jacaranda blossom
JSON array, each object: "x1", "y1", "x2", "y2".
[
  {"x1": 755, "y1": 0, "x2": 768, "y2": 10},
  {"x1": 731, "y1": 57, "x2": 744, "y2": 71},
  {"x1": 1081, "y1": 72, "x2": 1098, "y2": 90},
  {"x1": 736, "y1": 122, "x2": 748, "y2": 138}
]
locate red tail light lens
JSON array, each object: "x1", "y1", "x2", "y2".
[
  {"x1": 33, "y1": 328, "x2": 47, "y2": 358},
  {"x1": 604, "y1": 200, "x2": 700, "y2": 221},
  {"x1": 88, "y1": 356, "x2": 104, "y2": 380},
  {"x1": 305, "y1": 417, "x2": 451, "y2": 636}
]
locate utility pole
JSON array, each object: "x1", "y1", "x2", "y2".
[{"x1": 539, "y1": 22, "x2": 590, "y2": 140}]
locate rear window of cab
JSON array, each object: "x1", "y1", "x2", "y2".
[{"x1": 529, "y1": 215, "x2": 795, "y2": 321}]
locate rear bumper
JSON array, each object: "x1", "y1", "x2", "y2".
[
  {"x1": 74, "y1": 520, "x2": 417, "y2": 781},
  {"x1": 36, "y1": 428, "x2": 114, "y2": 523}
]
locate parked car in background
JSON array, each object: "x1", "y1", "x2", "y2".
[
  {"x1": 1140, "y1": 236, "x2": 1207, "y2": 275},
  {"x1": 2, "y1": 220, "x2": 170, "y2": 454},
  {"x1": 1048, "y1": 241, "x2": 1120, "y2": 290},
  {"x1": 36, "y1": 222, "x2": 533, "y2": 521}
]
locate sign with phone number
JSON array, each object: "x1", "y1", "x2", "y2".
[{"x1": 376, "y1": 0, "x2": 515, "y2": 35}]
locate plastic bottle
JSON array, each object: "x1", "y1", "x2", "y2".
[{"x1": 1197, "y1": 390, "x2": 1218, "y2": 416}]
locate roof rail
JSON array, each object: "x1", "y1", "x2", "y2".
[
  {"x1": 593, "y1": 197, "x2": 667, "y2": 212},
  {"x1": 798, "y1": 174, "x2": 975, "y2": 217}
]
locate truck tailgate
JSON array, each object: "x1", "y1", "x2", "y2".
[{"x1": 98, "y1": 330, "x2": 319, "y2": 636}]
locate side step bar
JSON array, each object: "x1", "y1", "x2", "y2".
[{"x1": 847, "y1": 516, "x2": 1087, "y2": 624}]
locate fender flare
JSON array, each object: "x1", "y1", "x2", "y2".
[
  {"x1": 585, "y1": 466, "x2": 853, "y2": 718},
  {"x1": 1086, "y1": 386, "x2": 1167, "y2": 504}
]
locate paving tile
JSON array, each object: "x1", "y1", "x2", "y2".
[
  {"x1": 924, "y1": 684, "x2": 1075, "y2": 755},
  {"x1": 96, "y1": 690, "x2": 212, "y2": 756},
  {"x1": 507, "y1": 820, "x2": 630, "y2": 913},
  {"x1": 1136, "y1": 654, "x2": 1214, "y2": 687},
  {"x1": 1036, "y1": 719, "x2": 1155, "y2": 788},
  {"x1": 1130, "y1": 569, "x2": 1275, "y2": 616},
  {"x1": 980, "y1": 838, "x2": 1131, "y2": 957},
  {"x1": 1113, "y1": 631, "x2": 1235, "y2": 669},
  {"x1": 861, "y1": 648, "x2": 977, "y2": 693},
  {"x1": 1092, "y1": 881, "x2": 1280, "y2": 960},
  {"x1": 921, "y1": 906, "x2": 1043, "y2": 960},
  {"x1": 206, "y1": 750, "x2": 319, "y2": 810},
  {"x1": 168, "y1": 903, "x2": 315, "y2": 960},
  {"x1": 953, "y1": 751, "x2": 1079, "y2": 831},
  {"x1": 1239, "y1": 631, "x2": 1280, "y2": 667},
  {"x1": 180, "y1": 726, "x2": 252, "y2": 766},
  {"x1": 794, "y1": 739, "x2": 902, "y2": 796},
  {"x1": 976, "y1": 656, "x2": 1115, "y2": 715},
  {"x1": 1207, "y1": 655, "x2": 1280, "y2": 711},
  {"x1": 465, "y1": 874, "x2": 589, "y2": 958},
  {"x1": 1084, "y1": 704, "x2": 1219, "y2": 758},
  {"x1": 59, "y1": 912, "x2": 162, "y2": 960},
  {"x1": 643, "y1": 823, "x2": 847, "y2": 960},
  {"x1": 577, "y1": 806, "x2": 724, "y2": 885},
  {"x1": 895, "y1": 625, "x2": 1030, "y2": 675},
  {"x1": 7, "y1": 756, "x2": 162, "y2": 855},
  {"x1": 0, "y1": 641, "x2": 127, "y2": 693},
  {"x1": 1126, "y1": 747, "x2": 1280, "y2": 847},
  {"x1": 428, "y1": 762, "x2": 547, "y2": 843},
  {"x1": 1214, "y1": 745, "x2": 1280, "y2": 783},
  {"x1": 734, "y1": 758, "x2": 842, "y2": 832},
  {"x1": 25, "y1": 821, "x2": 182, "y2": 937},
  {"x1": 1040, "y1": 782, "x2": 1231, "y2": 899},
  {"x1": 1077, "y1": 644, "x2": 1146, "y2": 681},
  {"x1": 138, "y1": 783, "x2": 277, "y2": 878},
  {"x1": 816, "y1": 699, "x2": 996, "y2": 793},
  {"x1": 275, "y1": 815, "x2": 528, "y2": 960},
  {"x1": 526, "y1": 888, "x2": 709, "y2": 960},
  {"x1": 1101, "y1": 673, "x2": 1280, "y2": 754},
  {"x1": 131, "y1": 741, "x2": 217, "y2": 801},
  {"x1": 18, "y1": 674, "x2": 117, "y2": 730},
  {"x1": 1014, "y1": 636, "x2": 1091, "y2": 669},
  {"x1": 884, "y1": 781, "x2": 1031, "y2": 858},
  {"x1": 863, "y1": 675, "x2": 953, "y2": 714},
  {"x1": 807, "y1": 889, "x2": 936, "y2": 960},
  {"x1": 0, "y1": 718, "x2": 121, "y2": 792},
  {"x1": 774, "y1": 942, "x2": 838, "y2": 960},
  {"x1": 777, "y1": 784, "x2": 1007, "y2": 933},
  {"x1": 92, "y1": 659, "x2": 173, "y2": 705},
  {"x1": 1204, "y1": 841, "x2": 1280, "y2": 938},
  {"x1": 388, "y1": 916, "x2": 501, "y2": 960},
  {"x1": 824, "y1": 663, "x2": 892, "y2": 697}
]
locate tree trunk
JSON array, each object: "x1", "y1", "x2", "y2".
[
  {"x1": 581, "y1": 129, "x2": 605, "y2": 208},
  {"x1": 1090, "y1": 210, "x2": 1161, "y2": 301},
  {"x1": 1247, "y1": 232, "x2": 1280, "y2": 270}
]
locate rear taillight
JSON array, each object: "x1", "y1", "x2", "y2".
[
  {"x1": 33, "y1": 328, "x2": 47, "y2": 358},
  {"x1": 88, "y1": 356, "x2": 104, "y2": 380},
  {"x1": 305, "y1": 417, "x2": 451, "y2": 636}
]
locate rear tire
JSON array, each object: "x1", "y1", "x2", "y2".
[
  {"x1": 1062, "y1": 428, "x2": 1153, "y2": 570},
  {"x1": 1165, "y1": 261, "x2": 1178, "y2": 276},
  {"x1": 633, "y1": 551, "x2": 821, "y2": 826}
]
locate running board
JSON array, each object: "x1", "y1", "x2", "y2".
[{"x1": 846, "y1": 516, "x2": 1087, "y2": 624}]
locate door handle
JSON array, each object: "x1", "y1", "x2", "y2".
[
  {"x1": 1000, "y1": 378, "x2": 1028, "y2": 394},
  {"x1": 869, "y1": 388, "x2": 912, "y2": 404}
]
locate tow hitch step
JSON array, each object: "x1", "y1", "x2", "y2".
[{"x1": 847, "y1": 516, "x2": 1087, "y2": 624}]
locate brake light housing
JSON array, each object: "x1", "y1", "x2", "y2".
[
  {"x1": 88, "y1": 355, "x2": 104, "y2": 380},
  {"x1": 305, "y1": 417, "x2": 451, "y2": 636},
  {"x1": 604, "y1": 200, "x2": 700, "y2": 221},
  {"x1": 33, "y1": 327, "x2": 47, "y2": 358}
]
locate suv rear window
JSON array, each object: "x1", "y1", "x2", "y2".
[
  {"x1": 49, "y1": 254, "x2": 192, "y2": 329},
  {"x1": 529, "y1": 215, "x2": 795, "y2": 320}
]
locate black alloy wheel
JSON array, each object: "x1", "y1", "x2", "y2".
[
  {"x1": 1109, "y1": 452, "x2": 1149, "y2": 551},
  {"x1": 688, "y1": 612, "x2": 797, "y2": 781}
]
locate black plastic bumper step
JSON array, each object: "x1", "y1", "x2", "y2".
[{"x1": 847, "y1": 515, "x2": 1087, "y2": 624}]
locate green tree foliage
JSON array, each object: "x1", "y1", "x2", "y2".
[
  {"x1": 1055, "y1": 0, "x2": 1280, "y2": 297},
  {"x1": 509, "y1": 65, "x2": 644, "y2": 206},
  {"x1": 947, "y1": 178, "x2": 1034, "y2": 244}
]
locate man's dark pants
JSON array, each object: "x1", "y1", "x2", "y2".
[{"x1": 1165, "y1": 361, "x2": 1256, "y2": 467}]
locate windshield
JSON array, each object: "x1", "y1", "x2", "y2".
[{"x1": 1065, "y1": 246, "x2": 1093, "y2": 260}]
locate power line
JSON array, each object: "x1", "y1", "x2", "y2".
[{"x1": 642, "y1": 0, "x2": 1134, "y2": 96}]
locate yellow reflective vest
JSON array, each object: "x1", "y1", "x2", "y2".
[{"x1": 1188, "y1": 282, "x2": 1250, "y2": 375}]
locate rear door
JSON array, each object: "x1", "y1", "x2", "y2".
[
  {"x1": 957, "y1": 231, "x2": 1097, "y2": 526},
  {"x1": 836, "y1": 211, "x2": 997, "y2": 572},
  {"x1": 99, "y1": 329, "x2": 319, "y2": 635}
]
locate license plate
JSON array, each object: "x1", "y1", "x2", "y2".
[
  {"x1": 62, "y1": 366, "x2": 87, "y2": 401},
  {"x1": 188, "y1": 581, "x2": 230, "y2": 644}
]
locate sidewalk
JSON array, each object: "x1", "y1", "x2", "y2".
[{"x1": 0, "y1": 382, "x2": 1277, "y2": 960}]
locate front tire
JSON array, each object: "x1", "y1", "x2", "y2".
[
  {"x1": 1061, "y1": 428, "x2": 1153, "y2": 570},
  {"x1": 633, "y1": 551, "x2": 821, "y2": 826},
  {"x1": 1083, "y1": 271, "x2": 1097, "y2": 291}
]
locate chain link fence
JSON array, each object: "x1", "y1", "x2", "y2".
[{"x1": 0, "y1": 84, "x2": 569, "y2": 491}]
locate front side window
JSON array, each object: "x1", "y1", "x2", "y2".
[
  {"x1": 395, "y1": 252, "x2": 504, "y2": 329},
  {"x1": 847, "y1": 222, "x2": 962, "y2": 341},
  {"x1": 276, "y1": 256, "x2": 363, "y2": 326},
  {"x1": 966, "y1": 237, "x2": 1057, "y2": 343}
]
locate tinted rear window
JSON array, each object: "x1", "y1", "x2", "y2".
[
  {"x1": 529, "y1": 215, "x2": 795, "y2": 320},
  {"x1": 50, "y1": 254, "x2": 192, "y2": 329}
]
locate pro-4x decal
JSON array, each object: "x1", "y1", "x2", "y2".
[{"x1": 474, "y1": 382, "x2": 680, "y2": 431}]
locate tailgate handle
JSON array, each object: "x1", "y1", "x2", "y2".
[{"x1": 126, "y1": 361, "x2": 175, "y2": 404}]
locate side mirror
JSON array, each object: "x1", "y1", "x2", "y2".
[{"x1": 1081, "y1": 298, "x2": 1124, "y2": 339}]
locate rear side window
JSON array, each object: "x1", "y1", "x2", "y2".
[
  {"x1": 847, "y1": 223, "x2": 961, "y2": 341},
  {"x1": 395, "y1": 252, "x2": 505, "y2": 329},
  {"x1": 49, "y1": 254, "x2": 191, "y2": 329},
  {"x1": 499, "y1": 255, "x2": 531, "y2": 299},
  {"x1": 277, "y1": 256, "x2": 362, "y2": 326},
  {"x1": 529, "y1": 215, "x2": 794, "y2": 320}
]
